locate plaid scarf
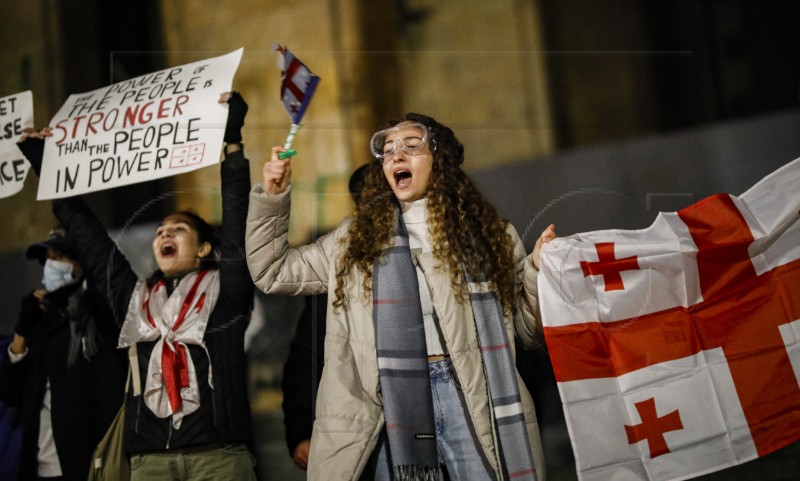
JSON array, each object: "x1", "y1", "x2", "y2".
[
  {"x1": 373, "y1": 213, "x2": 440, "y2": 481},
  {"x1": 374, "y1": 211, "x2": 537, "y2": 481},
  {"x1": 468, "y1": 275, "x2": 538, "y2": 480}
]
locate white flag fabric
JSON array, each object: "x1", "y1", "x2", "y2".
[{"x1": 539, "y1": 157, "x2": 800, "y2": 481}]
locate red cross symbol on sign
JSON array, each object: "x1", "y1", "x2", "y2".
[
  {"x1": 580, "y1": 242, "x2": 640, "y2": 291},
  {"x1": 546, "y1": 194, "x2": 800, "y2": 457},
  {"x1": 625, "y1": 397, "x2": 684, "y2": 458}
]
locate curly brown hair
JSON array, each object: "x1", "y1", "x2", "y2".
[{"x1": 333, "y1": 113, "x2": 518, "y2": 314}]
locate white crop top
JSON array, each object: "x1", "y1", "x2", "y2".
[{"x1": 401, "y1": 198, "x2": 447, "y2": 355}]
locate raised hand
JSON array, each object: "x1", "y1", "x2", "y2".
[
  {"x1": 219, "y1": 91, "x2": 248, "y2": 145},
  {"x1": 532, "y1": 224, "x2": 557, "y2": 270},
  {"x1": 263, "y1": 146, "x2": 293, "y2": 194}
]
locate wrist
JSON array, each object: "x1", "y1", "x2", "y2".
[
  {"x1": 263, "y1": 181, "x2": 289, "y2": 195},
  {"x1": 264, "y1": 186, "x2": 285, "y2": 195},
  {"x1": 10, "y1": 334, "x2": 27, "y2": 355}
]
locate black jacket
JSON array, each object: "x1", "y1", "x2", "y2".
[
  {"x1": 281, "y1": 294, "x2": 327, "y2": 456},
  {"x1": 51, "y1": 150, "x2": 254, "y2": 453},
  {"x1": 0, "y1": 282, "x2": 126, "y2": 481}
]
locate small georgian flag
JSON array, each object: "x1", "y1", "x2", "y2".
[{"x1": 273, "y1": 44, "x2": 320, "y2": 125}]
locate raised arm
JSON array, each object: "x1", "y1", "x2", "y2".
[
  {"x1": 209, "y1": 91, "x2": 254, "y2": 329},
  {"x1": 16, "y1": 127, "x2": 49, "y2": 176},
  {"x1": 513, "y1": 223, "x2": 556, "y2": 350},
  {"x1": 17, "y1": 134, "x2": 138, "y2": 328},
  {"x1": 51, "y1": 197, "x2": 138, "y2": 328},
  {"x1": 245, "y1": 147, "x2": 338, "y2": 296}
]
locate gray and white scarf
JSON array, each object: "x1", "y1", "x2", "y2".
[{"x1": 373, "y1": 210, "x2": 537, "y2": 481}]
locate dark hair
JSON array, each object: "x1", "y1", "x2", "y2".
[
  {"x1": 170, "y1": 210, "x2": 220, "y2": 270},
  {"x1": 334, "y1": 113, "x2": 517, "y2": 314},
  {"x1": 348, "y1": 163, "x2": 369, "y2": 203},
  {"x1": 380, "y1": 112, "x2": 464, "y2": 167}
]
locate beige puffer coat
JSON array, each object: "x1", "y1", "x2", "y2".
[{"x1": 246, "y1": 185, "x2": 546, "y2": 481}]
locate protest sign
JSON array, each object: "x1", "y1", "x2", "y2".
[
  {"x1": 0, "y1": 91, "x2": 33, "y2": 198},
  {"x1": 37, "y1": 48, "x2": 243, "y2": 200}
]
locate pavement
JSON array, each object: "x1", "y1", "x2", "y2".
[{"x1": 251, "y1": 393, "x2": 306, "y2": 481}]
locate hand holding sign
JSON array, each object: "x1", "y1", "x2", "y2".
[
  {"x1": 221, "y1": 91, "x2": 248, "y2": 146},
  {"x1": 16, "y1": 127, "x2": 52, "y2": 176}
]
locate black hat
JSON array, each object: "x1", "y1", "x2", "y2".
[
  {"x1": 348, "y1": 163, "x2": 369, "y2": 202},
  {"x1": 25, "y1": 225, "x2": 76, "y2": 264}
]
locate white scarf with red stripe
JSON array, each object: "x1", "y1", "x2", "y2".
[{"x1": 119, "y1": 269, "x2": 220, "y2": 429}]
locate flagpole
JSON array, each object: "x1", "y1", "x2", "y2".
[{"x1": 278, "y1": 123, "x2": 299, "y2": 159}]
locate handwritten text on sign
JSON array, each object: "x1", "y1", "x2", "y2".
[
  {"x1": 0, "y1": 91, "x2": 34, "y2": 199},
  {"x1": 37, "y1": 49, "x2": 243, "y2": 200}
]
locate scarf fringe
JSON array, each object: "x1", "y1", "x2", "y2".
[{"x1": 393, "y1": 464, "x2": 441, "y2": 481}]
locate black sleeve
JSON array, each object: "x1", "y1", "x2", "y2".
[
  {"x1": 51, "y1": 197, "x2": 139, "y2": 329},
  {"x1": 0, "y1": 340, "x2": 29, "y2": 407},
  {"x1": 16, "y1": 137, "x2": 44, "y2": 176},
  {"x1": 18, "y1": 135, "x2": 136, "y2": 331},
  {"x1": 207, "y1": 149, "x2": 253, "y2": 330},
  {"x1": 281, "y1": 294, "x2": 326, "y2": 456}
]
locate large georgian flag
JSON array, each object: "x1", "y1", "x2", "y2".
[{"x1": 538, "y1": 157, "x2": 800, "y2": 481}]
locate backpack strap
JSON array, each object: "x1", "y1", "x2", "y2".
[{"x1": 127, "y1": 345, "x2": 141, "y2": 397}]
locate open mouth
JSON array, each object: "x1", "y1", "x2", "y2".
[
  {"x1": 160, "y1": 244, "x2": 176, "y2": 256},
  {"x1": 394, "y1": 169, "x2": 412, "y2": 189}
]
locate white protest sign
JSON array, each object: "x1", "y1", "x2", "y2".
[
  {"x1": 0, "y1": 90, "x2": 34, "y2": 198},
  {"x1": 38, "y1": 48, "x2": 243, "y2": 200}
]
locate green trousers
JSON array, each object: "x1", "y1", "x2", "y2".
[{"x1": 129, "y1": 443, "x2": 256, "y2": 481}]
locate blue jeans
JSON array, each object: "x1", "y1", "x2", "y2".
[{"x1": 363, "y1": 358, "x2": 495, "y2": 481}]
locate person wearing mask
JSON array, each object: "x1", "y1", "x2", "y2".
[
  {"x1": 16, "y1": 91, "x2": 256, "y2": 481},
  {"x1": 247, "y1": 114, "x2": 556, "y2": 481},
  {"x1": 0, "y1": 226, "x2": 126, "y2": 480}
]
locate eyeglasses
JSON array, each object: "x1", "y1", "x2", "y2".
[{"x1": 369, "y1": 122, "x2": 429, "y2": 161}]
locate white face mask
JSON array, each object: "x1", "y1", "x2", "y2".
[{"x1": 42, "y1": 258, "x2": 77, "y2": 292}]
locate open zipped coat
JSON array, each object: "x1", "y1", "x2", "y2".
[{"x1": 246, "y1": 185, "x2": 547, "y2": 481}]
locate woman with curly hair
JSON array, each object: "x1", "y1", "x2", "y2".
[{"x1": 246, "y1": 113, "x2": 556, "y2": 481}]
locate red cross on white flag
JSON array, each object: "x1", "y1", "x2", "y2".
[
  {"x1": 539, "y1": 157, "x2": 800, "y2": 481},
  {"x1": 580, "y1": 242, "x2": 640, "y2": 291},
  {"x1": 273, "y1": 44, "x2": 320, "y2": 125}
]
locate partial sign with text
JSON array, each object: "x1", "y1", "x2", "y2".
[{"x1": 0, "y1": 90, "x2": 33, "y2": 198}]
